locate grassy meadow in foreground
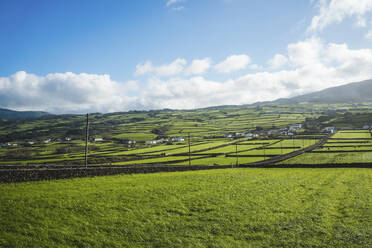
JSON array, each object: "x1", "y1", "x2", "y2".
[{"x1": 0, "y1": 168, "x2": 371, "y2": 248}]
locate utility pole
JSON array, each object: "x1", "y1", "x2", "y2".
[
  {"x1": 85, "y1": 113, "x2": 89, "y2": 167},
  {"x1": 235, "y1": 142, "x2": 239, "y2": 167},
  {"x1": 188, "y1": 132, "x2": 191, "y2": 166}
]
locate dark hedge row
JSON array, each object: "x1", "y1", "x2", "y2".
[{"x1": 0, "y1": 165, "x2": 231, "y2": 183}]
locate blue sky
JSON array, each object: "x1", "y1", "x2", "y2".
[{"x1": 1, "y1": 0, "x2": 372, "y2": 113}]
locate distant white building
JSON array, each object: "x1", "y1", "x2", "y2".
[
  {"x1": 322, "y1": 127, "x2": 336, "y2": 133},
  {"x1": 289, "y1": 124, "x2": 302, "y2": 131},
  {"x1": 44, "y1": 139, "x2": 51, "y2": 143},
  {"x1": 171, "y1": 137, "x2": 185, "y2": 142},
  {"x1": 245, "y1": 133, "x2": 253, "y2": 138},
  {"x1": 94, "y1": 137, "x2": 103, "y2": 142},
  {"x1": 65, "y1": 137, "x2": 71, "y2": 141},
  {"x1": 226, "y1": 133, "x2": 245, "y2": 138},
  {"x1": 146, "y1": 140, "x2": 158, "y2": 145},
  {"x1": 235, "y1": 132, "x2": 245, "y2": 137}
]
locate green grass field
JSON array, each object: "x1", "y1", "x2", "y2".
[
  {"x1": 280, "y1": 130, "x2": 372, "y2": 165},
  {"x1": 0, "y1": 168, "x2": 371, "y2": 248}
]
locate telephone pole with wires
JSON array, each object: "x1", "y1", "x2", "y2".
[
  {"x1": 188, "y1": 133, "x2": 191, "y2": 166},
  {"x1": 85, "y1": 113, "x2": 89, "y2": 167}
]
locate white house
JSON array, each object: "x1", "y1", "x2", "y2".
[
  {"x1": 171, "y1": 137, "x2": 185, "y2": 142},
  {"x1": 94, "y1": 137, "x2": 103, "y2": 142},
  {"x1": 322, "y1": 127, "x2": 336, "y2": 133},
  {"x1": 289, "y1": 124, "x2": 302, "y2": 131},
  {"x1": 145, "y1": 140, "x2": 158, "y2": 145}
]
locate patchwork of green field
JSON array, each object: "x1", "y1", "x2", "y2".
[
  {"x1": 281, "y1": 131, "x2": 372, "y2": 164},
  {"x1": 111, "y1": 156, "x2": 205, "y2": 165},
  {"x1": 196, "y1": 144, "x2": 259, "y2": 154},
  {"x1": 331, "y1": 130, "x2": 372, "y2": 139},
  {"x1": 0, "y1": 136, "x2": 321, "y2": 166},
  {"x1": 175, "y1": 156, "x2": 264, "y2": 165},
  {"x1": 315, "y1": 146, "x2": 372, "y2": 151},
  {"x1": 0, "y1": 104, "x2": 317, "y2": 145},
  {"x1": 2, "y1": 104, "x2": 372, "y2": 166},
  {"x1": 108, "y1": 144, "x2": 188, "y2": 156},
  {"x1": 1, "y1": 168, "x2": 370, "y2": 247},
  {"x1": 281, "y1": 152, "x2": 372, "y2": 164}
]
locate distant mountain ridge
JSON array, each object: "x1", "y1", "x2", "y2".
[
  {"x1": 267, "y1": 79, "x2": 372, "y2": 105},
  {"x1": 0, "y1": 108, "x2": 51, "y2": 119}
]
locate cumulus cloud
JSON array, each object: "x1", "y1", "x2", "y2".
[
  {"x1": 185, "y1": 58, "x2": 212, "y2": 75},
  {"x1": 0, "y1": 71, "x2": 139, "y2": 114},
  {"x1": 267, "y1": 54, "x2": 288, "y2": 69},
  {"x1": 214, "y1": 54, "x2": 251, "y2": 73},
  {"x1": 2, "y1": 38, "x2": 372, "y2": 113},
  {"x1": 135, "y1": 58, "x2": 186, "y2": 77},
  {"x1": 136, "y1": 38, "x2": 372, "y2": 109},
  {"x1": 308, "y1": 0, "x2": 372, "y2": 32},
  {"x1": 248, "y1": 64, "x2": 263, "y2": 70}
]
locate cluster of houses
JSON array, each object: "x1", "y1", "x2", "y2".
[
  {"x1": 145, "y1": 137, "x2": 185, "y2": 145},
  {"x1": 226, "y1": 124, "x2": 303, "y2": 139},
  {"x1": 0, "y1": 136, "x2": 107, "y2": 148},
  {"x1": 0, "y1": 142, "x2": 18, "y2": 148}
]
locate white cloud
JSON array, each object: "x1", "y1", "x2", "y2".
[
  {"x1": 0, "y1": 71, "x2": 138, "y2": 114},
  {"x1": 137, "y1": 38, "x2": 372, "y2": 109},
  {"x1": 308, "y1": 0, "x2": 372, "y2": 32},
  {"x1": 214, "y1": 54, "x2": 251, "y2": 73},
  {"x1": 135, "y1": 58, "x2": 187, "y2": 77},
  {"x1": 166, "y1": 0, "x2": 184, "y2": 7},
  {"x1": 355, "y1": 16, "x2": 367, "y2": 27},
  {"x1": 287, "y1": 37, "x2": 324, "y2": 67},
  {"x1": 135, "y1": 61, "x2": 153, "y2": 76},
  {"x1": 267, "y1": 54, "x2": 288, "y2": 69},
  {"x1": 124, "y1": 80, "x2": 139, "y2": 92},
  {"x1": 156, "y1": 58, "x2": 186, "y2": 76},
  {"x1": 185, "y1": 58, "x2": 212, "y2": 75},
  {"x1": 366, "y1": 29, "x2": 372, "y2": 39},
  {"x1": 249, "y1": 64, "x2": 263, "y2": 70},
  {"x1": 2, "y1": 38, "x2": 372, "y2": 113}
]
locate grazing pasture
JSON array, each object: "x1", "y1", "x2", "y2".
[{"x1": 0, "y1": 168, "x2": 371, "y2": 248}]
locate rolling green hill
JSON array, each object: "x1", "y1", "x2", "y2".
[
  {"x1": 270, "y1": 79, "x2": 372, "y2": 104},
  {"x1": 0, "y1": 108, "x2": 51, "y2": 120}
]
